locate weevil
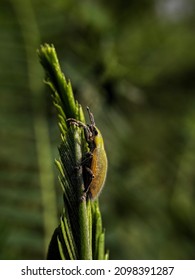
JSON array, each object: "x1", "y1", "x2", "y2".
[{"x1": 67, "y1": 107, "x2": 107, "y2": 200}]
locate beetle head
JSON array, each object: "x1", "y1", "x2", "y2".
[{"x1": 86, "y1": 107, "x2": 98, "y2": 141}]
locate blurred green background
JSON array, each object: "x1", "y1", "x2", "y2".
[{"x1": 1, "y1": 0, "x2": 195, "y2": 259}]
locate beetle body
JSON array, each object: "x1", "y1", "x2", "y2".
[
  {"x1": 67, "y1": 107, "x2": 107, "y2": 200},
  {"x1": 87, "y1": 127, "x2": 107, "y2": 199}
]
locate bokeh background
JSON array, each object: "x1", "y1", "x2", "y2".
[{"x1": 1, "y1": 0, "x2": 195, "y2": 259}]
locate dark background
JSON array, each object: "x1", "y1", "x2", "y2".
[{"x1": 1, "y1": 0, "x2": 195, "y2": 259}]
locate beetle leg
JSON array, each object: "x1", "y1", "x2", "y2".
[
  {"x1": 74, "y1": 152, "x2": 92, "y2": 171},
  {"x1": 66, "y1": 118, "x2": 85, "y2": 127},
  {"x1": 85, "y1": 166, "x2": 94, "y2": 178},
  {"x1": 72, "y1": 152, "x2": 93, "y2": 195},
  {"x1": 80, "y1": 151, "x2": 93, "y2": 194},
  {"x1": 83, "y1": 166, "x2": 94, "y2": 193},
  {"x1": 81, "y1": 152, "x2": 93, "y2": 165},
  {"x1": 67, "y1": 118, "x2": 93, "y2": 144}
]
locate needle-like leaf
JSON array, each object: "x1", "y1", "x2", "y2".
[{"x1": 37, "y1": 44, "x2": 108, "y2": 260}]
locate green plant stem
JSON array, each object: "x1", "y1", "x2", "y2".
[
  {"x1": 38, "y1": 44, "x2": 92, "y2": 259},
  {"x1": 79, "y1": 201, "x2": 92, "y2": 259},
  {"x1": 69, "y1": 110, "x2": 92, "y2": 259}
]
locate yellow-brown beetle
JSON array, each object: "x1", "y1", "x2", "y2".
[{"x1": 67, "y1": 107, "x2": 107, "y2": 200}]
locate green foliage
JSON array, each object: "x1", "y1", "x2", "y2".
[
  {"x1": 1, "y1": 0, "x2": 195, "y2": 260},
  {"x1": 38, "y1": 44, "x2": 107, "y2": 259}
]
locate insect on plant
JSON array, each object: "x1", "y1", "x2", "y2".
[{"x1": 67, "y1": 107, "x2": 107, "y2": 200}]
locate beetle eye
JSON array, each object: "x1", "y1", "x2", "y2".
[{"x1": 94, "y1": 128, "x2": 98, "y2": 136}]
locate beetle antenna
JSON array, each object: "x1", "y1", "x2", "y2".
[{"x1": 86, "y1": 106, "x2": 95, "y2": 126}]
